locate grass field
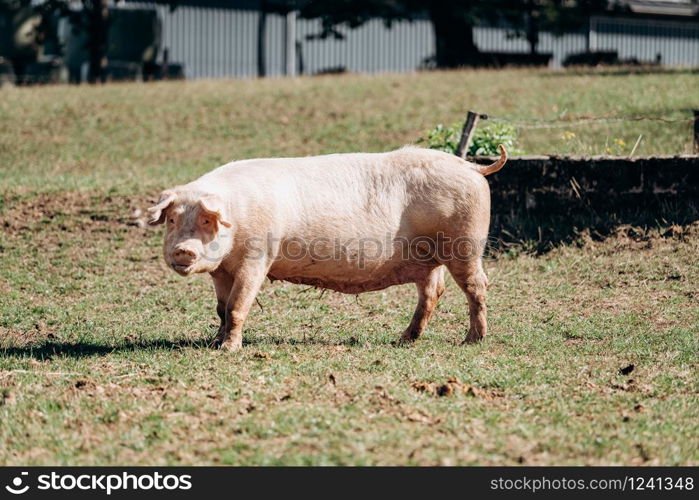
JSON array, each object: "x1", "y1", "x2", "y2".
[{"x1": 1, "y1": 69, "x2": 698, "y2": 465}]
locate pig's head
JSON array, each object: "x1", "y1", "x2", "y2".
[{"x1": 148, "y1": 189, "x2": 233, "y2": 276}]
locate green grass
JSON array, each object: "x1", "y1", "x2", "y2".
[
  {"x1": 0, "y1": 68, "x2": 698, "y2": 465},
  {"x1": 1, "y1": 69, "x2": 697, "y2": 192}
]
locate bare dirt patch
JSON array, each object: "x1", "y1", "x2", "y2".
[
  {"x1": 1, "y1": 192, "x2": 155, "y2": 238},
  {"x1": 411, "y1": 378, "x2": 504, "y2": 399}
]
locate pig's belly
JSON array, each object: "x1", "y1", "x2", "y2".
[{"x1": 267, "y1": 257, "x2": 438, "y2": 294}]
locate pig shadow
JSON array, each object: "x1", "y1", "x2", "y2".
[
  {"x1": 0, "y1": 338, "x2": 212, "y2": 360},
  {"x1": 0, "y1": 335, "x2": 371, "y2": 360}
]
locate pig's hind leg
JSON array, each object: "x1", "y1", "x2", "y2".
[
  {"x1": 446, "y1": 259, "x2": 488, "y2": 343},
  {"x1": 399, "y1": 266, "x2": 446, "y2": 343}
]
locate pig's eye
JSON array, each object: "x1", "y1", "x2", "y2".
[
  {"x1": 168, "y1": 218, "x2": 175, "y2": 224},
  {"x1": 202, "y1": 219, "x2": 210, "y2": 225}
]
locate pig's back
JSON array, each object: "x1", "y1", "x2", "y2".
[{"x1": 200, "y1": 146, "x2": 487, "y2": 234}]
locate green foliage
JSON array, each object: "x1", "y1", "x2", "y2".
[
  {"x1": 422, "y1": 123, "x2": 461, "y2": 155},
  {"x1": 422, "y1": 122, "x2": 521, "y2": 156},
  {"x1": 470, "y1": 122, "x2": 521, "y2": 156}
]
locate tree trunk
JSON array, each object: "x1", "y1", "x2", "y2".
[
  {"x1": 428, "y1": 3, "x2": 480, "y2": 68},
  {"x1": 86, "y1": 0, "x2": 109, "y2": 84},
  {"x1": 526, "y1": 2, "x2": 539, "y2": 55},
  {"x1": 257, "y1": 1, "x2": 267, "y2": 77}
]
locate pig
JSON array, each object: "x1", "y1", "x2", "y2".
[{"x1": 148, "y1": 145, "x2": 507, "y2": 351}]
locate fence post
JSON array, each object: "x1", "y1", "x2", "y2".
[
  {"x1": 588, "y1": 16, "x2": 598, "y2": 52},
  {"x1": 285, "y1": 10, "x2": 297, "y2": 77},
  {"x1": 162, "y1": 48, "x2": 169, "y2": 80},
  {"x1": 693, "y1": 109, "x2": 699, "y2": 153},
  {"x1": 456, "y1": 111, "x2": 487, "y2": 158}
]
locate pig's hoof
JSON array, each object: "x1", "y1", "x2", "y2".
[
  {"x1": 396, "y1": 331, "x2": 419, "y2": 346},
  {"x1": 398, "y1": 332, "x2": 419, "y2": 345},
  {"x1": 462, "y1": 333, "x2": 484, "y2": 344},
  {"x1": 219, "y1": 339, "x2": 243, "y2": 352}
]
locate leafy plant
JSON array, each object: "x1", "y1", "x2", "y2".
[
  {"x1": 422, "y1": 124, "x2": 461, "y2": 155},
  {"x1": 421, "y1": 121, "x2": 521, "y2": 156},
  {"x1": 470, "y1": 122, "x2": 521, "y2": 156}
]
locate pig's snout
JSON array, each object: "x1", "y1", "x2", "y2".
[
  {"x1": 173, "y1": 246, "x2": 197, "y2": 263},
  {"x1": 171, "y1": 245, "x2": 199, "y2": 273}
]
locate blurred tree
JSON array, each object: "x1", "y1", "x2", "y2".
[
  {"x1": 1, "y1": 0, "x2": 109, "y2": 83},
  {"x1": 0, "y1": 0, "x2": 65, "y2": 83},
  {"x1": 281, "y1": 0, "x2": 614, "y2": 66},
  {"x1": 258, "y1": 0, "x2": 268, "y2": 77},
  {"x1": 14, "y1": 0, "x2": 175, "y2": 84},
  {"x1": 82, "y1": 0, "x2": 109, "y2": 83},
  {"x1": 291, "y1": 0, "x2": 492, "y2": 67},
  {"x1": 499, "y1": 0, "x2": 611, "y2": 55}
]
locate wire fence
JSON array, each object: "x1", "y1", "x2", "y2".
[
  {"x1": 450, "y1": 109, "x2": 698, "y2": 157},
  {"x1": 489, "y1": 114, "x2": 696, "y2": 130}
]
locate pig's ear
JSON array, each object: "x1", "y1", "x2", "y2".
[
  {"x1": 147, "y1": 190, "x2": 176, "y2": 225},
  {"x1": 198, "y1": 195, "x2": 232, "y2": 228}
]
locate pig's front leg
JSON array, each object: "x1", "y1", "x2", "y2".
[
  {"x1": 210, "y1": 269, "x2": 234, "y2": 346},
  {"x1": 217, "y1": 261, "x2": 268, "y2": 352}
]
